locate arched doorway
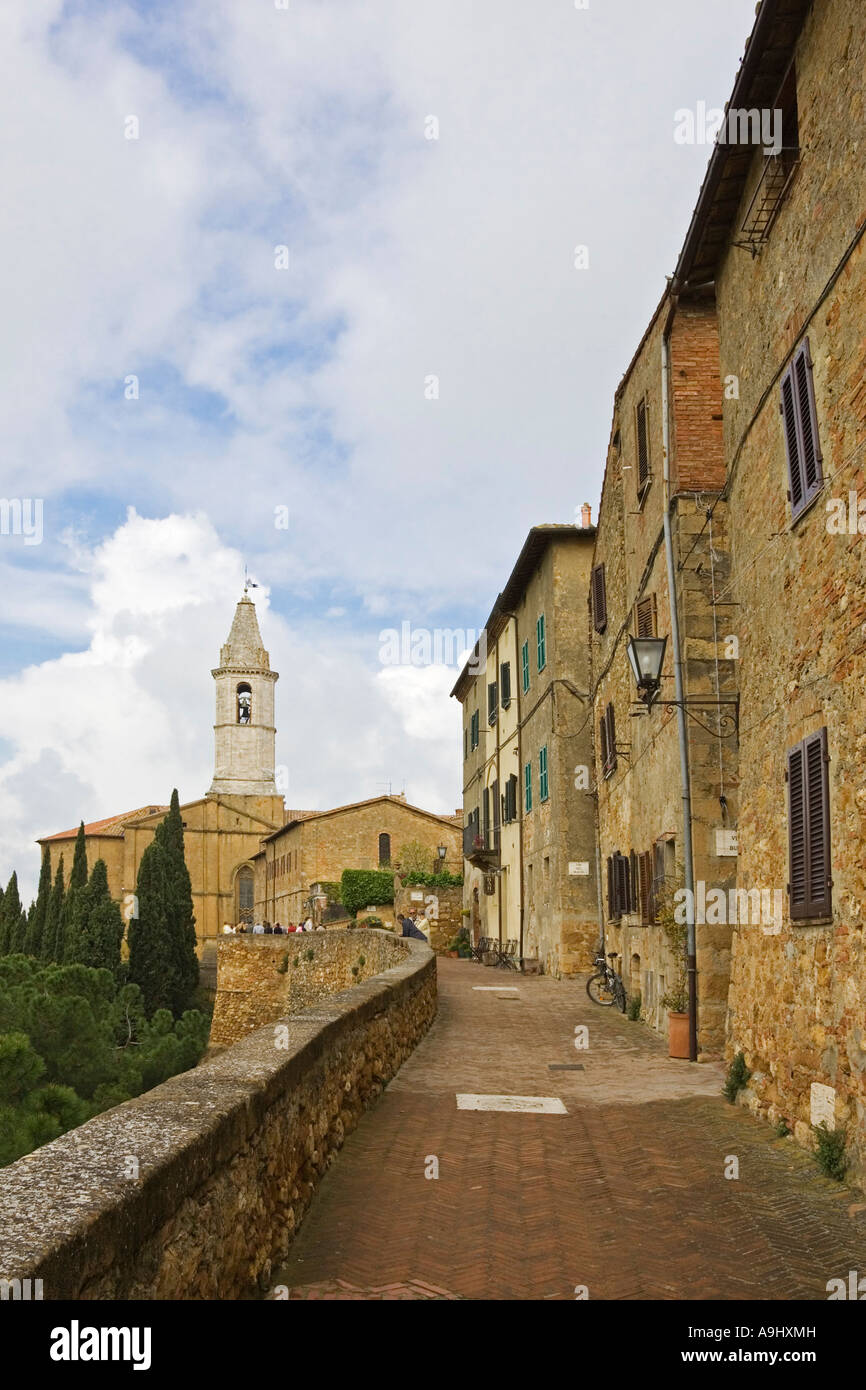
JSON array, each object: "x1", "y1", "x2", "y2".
[{"x1": 235, "y1": 865, "x2": 254, "y2": 924}]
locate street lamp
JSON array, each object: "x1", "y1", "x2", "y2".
[
  {"x1": 437, "y1": 844, "x2": 447, "y2": 863},
  {"x1": 626, "y1": 634, "x2": 668, "y2": 708}
]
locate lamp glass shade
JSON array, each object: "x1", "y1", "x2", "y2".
[
  {"x1": 437, "y1": 844, "x2": 447, "y2": 859},
  {"x1": 627, "y1": 634, "x2": 667, "y2": 689}
]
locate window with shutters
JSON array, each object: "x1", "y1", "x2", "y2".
[
  {"x1": 500, "y1": 661, "x2": 512, "y2": 709},
  {"x1": 470, "y1": 710, "x2": 479, "y2": 750},
  {"x1": 636, "y1": 396, "x2": 650, "y2": 499},
  {"x1": 600, "y1": 702, "x2": 617, "y2": 778},
  {"x1": 638, "y1": 851, "x2": 653, "y2": 925},
  {"x1": 635, "y1": 593, "x2": 657, "y2": 638},
  {"x1": 781, "y1": 338, "x2": 823, "y2": 521},
  {"x1": 492, "y1": 779, "x2": 500, "y2": 836},
  {"x1": 524, "y1": 762, "x2": 532, "y2": 813},
  {"x1": 606, "y1": 851, "x2": 630, "y2": 919},
  {"x1": 539, "y1": 746, "x2": 549, "y2": 802},
  {"x1": 787, "y1": 726, "x2": 831, "y2": 920},
  {"x1": 502, "y1": 773, "x2": 518, "y2": 824},
  {"x1": 536, "y1": 615, "x2": 546, "y2": 672},
  {"x1": 482, "y1": 787, "x2": 490, "y2": 846},
  {"x1": 487, "y1": 681, "x2": 498, "y2": 727},
  {"x1": 592, "y1": 563, "x2": 607, "y2": 634},
  {"x1": 629, "y1": 850, "x2": 638, "y2": 914},
  {"x1": 521, "y1": 640, "x2": 530, "y2": 693}
]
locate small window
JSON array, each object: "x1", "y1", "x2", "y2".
[
  {"x1": 636, "y1": 396, "x2": 650, "y2": 497},
  {"x1": 500, "y1": 661, "x2": 512, "y2": 709},
  {"x1": 521, "y1": 641, "x2": 530, "y2": 693},
  {"x1": 600, "y1": 702, "x2": 617, "y2": 779},
  {"x1": 470, "y1": 710, "x2": 480, "y2": 750},
  {"x1": 502, "y1": 774, "x2": 518, "y2": 824},
  {"x1": 592, "y1": 564, "x2": 607, "y2": 633},
  {"x1": 781, "y1": 338, "x2": 823, "y2": 521},
  {"x1": 488, "y1": 681, "x2": 498, "y2": 726},
  {"x1": 524, "y1": 762, "x2": 532, "y2": 814},
  {"x1": 236, "y1": 682, "x2": 252, "y2": 724},
  {"x1": 539, "y1": 746, "x2": 549, "y2": 802},
  {"x1": 635, "y1": 593, "x2": 657, "y2": 637},
  {"x1": 378, "y1": 833, "x2": 391, "y2": 866},
  {"x1": 787, "y1": 727, "x2": 831, "y2": 920},
  {"x1": 536, "y1": 615, "x2": 546, "y2": 672}
]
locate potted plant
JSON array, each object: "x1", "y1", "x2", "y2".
[{"x1": 657, "y1": 884, "x2": 690, "y2": 1059}]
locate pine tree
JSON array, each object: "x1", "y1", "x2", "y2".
[
  {"x1": 154, "y1": 790, "x2": 199, "y2": 1012},
  {"x1": 42, "y1": 858, "x2": 66, "y2": 962},
  {"x1": 1, "y1": 872, "x2": 25, "y2": 955},
  {"x1": 128, "y1": 840, "x2": 173, "y2": 1015},
  {"x1": 61, "y1": 823, "x2": 88, "y2": 962},
  {"x1": 24, "y1": 851, "x2": 53, "y2": 957},
  {"x1": 78, "y1": 860, "x2": 123, "y2": 974}
]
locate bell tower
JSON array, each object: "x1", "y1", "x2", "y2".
[{"x1": 208, "y1": 595, "x2": 279, "y2": 798}]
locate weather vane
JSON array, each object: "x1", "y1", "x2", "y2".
[{"x1": 243, "y1": 563, "x2": 260, "y2": 595}]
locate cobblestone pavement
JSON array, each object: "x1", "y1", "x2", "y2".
[{"x1": 271, "y1": 960, "x2": 866, "y2": 1301}]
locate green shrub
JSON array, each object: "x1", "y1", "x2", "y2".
[
  {"x1": 814, "y1": 1122, "x2": 847, "y2": 1181},
  {"x1": 276, "y1": 952, "x2": 289, "y2": 974},
  {"x1": 723, "y1": 1051, "x2": 751, "y2": 1103},
  {"x1": 305, "y1": 948, "x2": 315, "y2": 962},
  {"x1": 402, "y1": 870, "x2": 464, "y2": 888},
  {"x1": 339, "y1": 869, "x2": 394, "y2": 918},
  {"x1": 627, "y1": 992, "x2": 641, "y2": 1022},
  {"x1": 293, "y1": 956, "x2": 300, "y2": 968},
  {"x1": 774, "y1": 1119, "x2": 791, "y2": 1138},
  {"x1": 358, "y1": 955, "x2": 366, "y2": 967}
]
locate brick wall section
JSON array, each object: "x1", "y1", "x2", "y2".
[
  {"x1": 209, "y1": 931, "x2": 407, "y2": 1046},
  {"x1": 0, "y1": 939, "x2": 436, "y2": 1299},
  {"x1": 669, "y1": 296, "x2": 726, "y2": 492}
]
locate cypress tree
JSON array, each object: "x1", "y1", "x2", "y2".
[
  {"x1": 24, "y1": 851, "x2": 53, "y2": 957},
  {"x1": 1, "y1": 873, "x2": 25, "y2": 955},
  {"x1": 154, "y1": 790, "x2": 199, "y2": 1012},
  {"x1": 128, "y1": 840, "x2": 173, "y2": 1015},
  {"x1": 61, "y1": 823, "x2": 89, "y2": 962},
  {"x1": 79, "y1": 860, "x2": 123, "y2": 975},
  {"x1": 42, "y1": 858, "x2": 66, "y2": 962}
]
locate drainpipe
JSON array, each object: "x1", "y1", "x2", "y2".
[
  {"x1": 495, "y1": 627, "x2": 503, "y2": 949},
  {"x1": 661, "y1": 321, "x2": 698, "y2": 1061}
]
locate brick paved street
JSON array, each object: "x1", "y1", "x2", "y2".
[{"x1": 272, "y1": 960, "x2": 866, "y2": 1300}]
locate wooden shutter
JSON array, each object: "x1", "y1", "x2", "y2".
[
  {"x1": 629, "y1": 850, "x2": 638, "y2": 913},
  {"x1": 592, "y1": 563, "x2": 607, "y2": 633},
  {"x1": 606, "y1": 856, "x2": 614, "y2": 918},
  {"x1": 604, "y1": 703, "x2": 617, "y2": 776},
  {"x1": 637, "y1": 397, "x2": 650, "y2": 491},
  {"x1": 635, "y1": 593, "x2": 657, "y2": 637},
  {"x1": 599, "y1": 713, "x2": 608, "y2": 775},
  {"x1": 500, "y1": 661, "x2": 511, "y2": 707},
  {"x1": 638, "y1": 852, "x2": 652, "y2": 926},
  {"x1": 789, "y1": 727, "x2": 831, "y2": 919},
  {"x1": 483, "y1": 787, "x2": 490, "y2": 845},
  {"x1": 488, "y1": 681, "x2": 498, "y2": 725},
  {"x1": 492, "y1": 779, "x2": 500, "y2": 835},
  {"x1": 615, "y1": 853, "x2": 630, "y2": 918},
  {"x1": 781, "y1": 339, "x2": 823, "y2": 521}
]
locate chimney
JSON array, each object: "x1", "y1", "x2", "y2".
[{"x1": 580, "y1": 503, "x2": 592, "y2": 528}]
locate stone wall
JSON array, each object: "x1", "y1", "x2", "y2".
[
  {"x1": 0, "y1": 936, "x2": 436, "y2": 1300},
  {"x1": 394, "y1": 880, "x2": 463, "y2": 953},
  {"x1": 209, "y1": 930, "x2": 407, "y2": 1047}
]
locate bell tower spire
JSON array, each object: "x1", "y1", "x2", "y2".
[{"x1": 208, "y1": 594, "x2": 279, "y2": 798}]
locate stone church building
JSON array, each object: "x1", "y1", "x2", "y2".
[{"x1": 38, "y1": 594, "x2": 459, "y2": 952}]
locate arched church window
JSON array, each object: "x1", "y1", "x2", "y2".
[
  {"x1": 237, "y1": 683, "x2": 252, "y2": 724},
  {"x1": 378, "y1": 832, "x2": 391, "y2": 866}
]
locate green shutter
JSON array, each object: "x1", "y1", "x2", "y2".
[
  {"x1": 524, "y1": 762, "x2": 532, "y2": 813},
  {"x1": 539, "y1": 746, "x2": 548, "y2": 801},
  {"x1": 521, "y1": 640, "x2": 530, "y2": 692},
  {"x1": 537, "y1": 615, "x2": 546, "y2": 671}
]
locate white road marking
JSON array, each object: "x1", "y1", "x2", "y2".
[{"x1": 456, "y1": 1094, "x2": 567, "y2": 1114}]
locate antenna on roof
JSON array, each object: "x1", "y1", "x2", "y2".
[
  {"x1": 243, "y1": 563, "x2": 260, "y2": 595},
  {"x1": 377, "y1": 780, "x2": 393, "y2": 796}
]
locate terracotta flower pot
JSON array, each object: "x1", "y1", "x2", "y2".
[{"x1": 668, "y1": 1011, "x2": 690, "y2": 1059}]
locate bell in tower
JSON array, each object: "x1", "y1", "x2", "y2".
[{"x1": 208, "y1": 595, "x2": 279, "y2": 797}]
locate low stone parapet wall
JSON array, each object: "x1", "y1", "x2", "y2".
[{"x1": 0, "y1": 936, "x2": 436, "y2": 1299}]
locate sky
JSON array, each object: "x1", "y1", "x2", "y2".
[{"x1": 0, "y1": 0, "x2": 760, "y2": 898}]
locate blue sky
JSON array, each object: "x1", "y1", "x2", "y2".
[{"x1": 0, "y1": 0, "x2": 760, "y2": 897}]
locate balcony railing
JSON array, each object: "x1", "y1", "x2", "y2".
[{"x1": 463, "y1": 825, "x2": 501, "y2": 864}]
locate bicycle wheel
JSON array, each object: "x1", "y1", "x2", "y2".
[
  {"x1": 613, "y1": 977, "x2": 627, "y2": 1013},
  {"x1": 586, "y1": 972, "x2": 616, "y2": 1006}
]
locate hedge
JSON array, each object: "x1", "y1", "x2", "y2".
[
  {"x1": 339, "y1": 869, "x2": 395, "y2": 918},
  {"x1": 402, "y1": 870, "x2": 464, "y2": 888}
]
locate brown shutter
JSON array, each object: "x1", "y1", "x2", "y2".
[
  {"x1": 638, "y1": 852, "x2": 652, "y2": 926},
  {"x1": 636, "y1": 593, "x2": 657, "y2": 637},
  {"x1": 606, "y1": 856, "x2": 614, "y2": 918},
  {"x1": 780, "y1": 367, "x2": 803, "y2": 513},
  {"x1": 592, "y1": 563, "x2": 607, "y2": 633},
  {"x1": 787, "y1": 743, "x2": 807, "y2": 918},
  {"x1": 599, "y1": 713, "x2": 608, "y2": 775},
  {"x1": 605, "y1": 703, "x2": 617, "y2": 775},
  {"x1": 637, "y1": 397, "x2": 649, "y2": 490},
  {"x1": 804, "y1": 727, "x2": 831, "y2": 917},
  {"x1": 629, "y1": 850, "x2": 638, "y2": 913},
  {"x1": 782, "y1": 340, "x2": 823, "y2": 521}
]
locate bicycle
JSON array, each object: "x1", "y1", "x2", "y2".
[{"x1": 586, "y1": 951, "x2": 627, "y2": 1012}]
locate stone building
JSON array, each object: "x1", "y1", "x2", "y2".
[
  {"x1": 452, "y1": 524, "x2": 599, "y2": 977},
  {"x1": 589, "y1": 288, "x2": 739, "y2": 1056},
  {"x1": 253, "y1": 795, "x2": 461, "y2": 927},
  {"x1": 665, "y1": 0, "x2": 866, "y2": 1177}
]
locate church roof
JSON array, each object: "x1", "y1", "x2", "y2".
[
  {"x1": 262, "y1": 794, "x2": 461, "y2": 842},
  {"x1": 217, "y1": 595, "x2": 271, "y2": 670},
  {"x1": 38, "y1": 804, "x2": 170, "y2": 843}
]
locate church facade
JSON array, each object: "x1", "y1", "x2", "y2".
[{"x1": 37, "y1": 594, "x2": 459, "y2": 951}]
